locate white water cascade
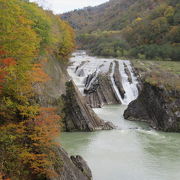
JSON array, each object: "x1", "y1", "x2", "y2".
[
  {"x1": 110, "y1": 61, "x2": 124, "y2": 103},
  {"x1": 63, "y1": 51, "x2": 180, "y2": 180},
  {"x1": 119, "y1": 60, "x2": 139, "y2": 105},
  {"x1": 68, "y1": 51, "x2": 139, "y2": 105}
]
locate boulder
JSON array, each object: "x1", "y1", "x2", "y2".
[
  {"x1": 50, "y1": 147, "x2": 92, "y2": 180},
  {"x1": 62, "y1": 81, "x2": 115, "y2": 131},
  {"x1": 113, "y1": 61, "x2": 125, "y2": 98},
  {"x1": 123, "y1": 63, "x2": 132, "y2": 84},
  {"x1": 124, "y1": 82, "x2": 180, "y2": 132}
]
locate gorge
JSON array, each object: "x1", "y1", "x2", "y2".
[
  {"x1": 58, "y1": 51, "x2": 180, "y2": 180},
  {"x1": 1, "y1": 0, "x2": 179, "y2": 179}
]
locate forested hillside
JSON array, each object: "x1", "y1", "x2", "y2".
[
  {"x1": 62, "y1": 0, "x2": 180, "y2": 60},
  {"x1": 0, "y1": 0, "x2": 74, "y2": 179}
]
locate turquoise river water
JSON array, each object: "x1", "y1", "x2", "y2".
[
  {"x1": 57, "y1": 52, "x2": 180, "y2": 180},
  {"x1": 57, "y1": 105, "x2": 180, "y2": 180}
]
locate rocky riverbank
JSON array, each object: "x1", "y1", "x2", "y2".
[
  {"x1": 50, "y1": 146, "x2": 92, "y2": 180},
  {"x1": 37, "y1": 54, "x2": 117, "y2": 179},
  {"x1": 36, "y1": 56, "x2": 96, "y2": 179},
  {"x1": 71, "y1": 55, "x2": 139, "y2": 108},
  {"x1": 124, "y1": 81, "x2": 180, "y2": 132},
  {"x1": 124, "y1": 61, "x2": 180, "y2": 132},
  {"x1": 62, "y1": 81, "x2": 115, "y2": 131}
]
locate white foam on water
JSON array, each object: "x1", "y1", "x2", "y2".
[
  {"x1": 118, "y1": 60, "x2": 139, "y2": 105},
  {"x1": 68, "y1": 51, "x2": 139, "y2": 103},
  {"x1": 110, "y1": 62, "x2": 124, "y2": 103}
]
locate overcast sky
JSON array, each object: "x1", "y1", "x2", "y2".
[{"x1": 30, "y1": 0, "x2": 108, "y2": 14}]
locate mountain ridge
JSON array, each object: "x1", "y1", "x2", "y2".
[{"x1": 61, "y1": 0, "x2": 180, "y2": 60}]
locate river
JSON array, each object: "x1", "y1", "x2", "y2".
[{"x1": 57, "y1": 52, "x2": 180, "y2": 180}]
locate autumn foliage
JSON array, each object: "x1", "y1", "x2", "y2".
[
  {"x1": 0, "y1": 0, "x2": 74, "y2": 179},
  {"x1": 0, "y1": 108, "x2": 61, "y2": 179}
]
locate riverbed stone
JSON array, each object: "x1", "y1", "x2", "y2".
[{"x1": 62, "y1": 80, "x2": 115, "y2": 131}]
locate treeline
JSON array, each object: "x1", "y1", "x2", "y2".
[
  {"x1": 0, "y1": 0, "x2": 74, "y2": 179},
  {"x1": 63, "y1": 0, "x2": 180, "y2": 61}
]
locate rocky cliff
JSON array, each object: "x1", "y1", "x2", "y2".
[
  {"x1": 83, "y1": 61, "x2": 127, "y2": 108},
  {"x1": 36, "y1": 56, "x2": 103, "y2": 179},
  {"x1": 50, "y1": 147, "x2": 92, "y2": 180},
  {"x1": 62, "y1": 80, "x2": 115, "y2": 131},
  {"x1": 36, "y1": 55, "x2": 114, "y2": 132},
  {"x1": 68, "y1": 52, "x2": 140, "y2": 108},
  {"x1": 84, "y1": 71, "x2": 121, "y2": 108},
  {"x1": 113, "y1": 61, "x2": 125, "y2": 98},
  {"x1": 35, "y1": 55, "x2": 115, "y2": 178},
  {"x1": 124, "y1": 81, "x2": 180, "y2": 132}
]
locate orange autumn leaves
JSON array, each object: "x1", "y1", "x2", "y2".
[
  {"x1": 0, "y1": 108, "x2": 61, "y2": 179},
  {"x1": 0, "y1": 173, "x2": 10, "y2": 180},
  {"x1": 34, "y1": 107, "x2": 61, "y2": 142},
  {"x1": 1, "y1": 58, "x2": 16, "y2": 67},
  {"x1": 28, "y1": 108, "x2": 61, "y2": 177},
  {"x1": 0, "y1": 0, "x2": 75, "y2": 179},
  {"x1": 0, "y1": 48, "x2": 16, "y2": 93},
  {"x1": 0, "y1": 54, "x2": 60, "y2": 178},
  {"x1": 0, "y1": 53, "x2": 50, "y2": 122},
  {"x1": 31, "y1": 62, "x2": 51, "y2": 84}
]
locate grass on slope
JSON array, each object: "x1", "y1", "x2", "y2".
[{"x1": 132, "y1": 60, "x2": 180, "y2": 90}]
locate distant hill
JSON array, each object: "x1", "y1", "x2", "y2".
[
  {"x1": 61, "y1": 0, "x2": 155, "y2": 33},
  {"x1": 61, "y1": 0, "x2": 180, "y2": 61}
]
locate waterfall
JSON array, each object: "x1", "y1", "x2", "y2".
[
  {"x1": 68, "y1": 51, "x2": 139, "y2": 105},
  {"x1": 85, "y1": 69, "x2": 100, "y2": 90},
  {"x1": 118, "y1": 61, "x2": 139, "y2": 105},
  {"x1": 110, "y1": 62, "x2": 124, "y2": 104}
]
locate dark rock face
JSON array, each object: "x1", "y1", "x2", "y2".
[
  {"x1": 84, "y1": 62, "x2": 126, "y2": 108},
  {"x1": 130, "y1": 64, "x2": 144, "y2": 93},
  {"x1": 124, "y1": 82, "x2": 180, "y2": 132},
  {"x1": 62, "y1": 81, "x2": 115, "y2": 131},
  {"x1": 124, "y1": 98, "x2": 150, "y2": 122},
  {"x1": 70, "y1": 156, "x2": 92, "y2": 179},
  {"x1": 50, "y1": 147, "x2": 92, "y2": 180},
  {"x1": 34, "y1": 57, "x2": 93, "y2": 180},
  {"x1": 36, "y1": 57, "x2": 115, "y2": 132},
  {"x1": 113, "y1": 61, "x2": 125, "y2": 98},
  {"x1": 85, "y1": 73, "x2": 121, "y2": 108},
  {"x1": 123, "y1": 63, "x2": 132, "y2": 84},
  {"x1": 102, "y1": 121, "x2": 116, "y2": 130}
]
